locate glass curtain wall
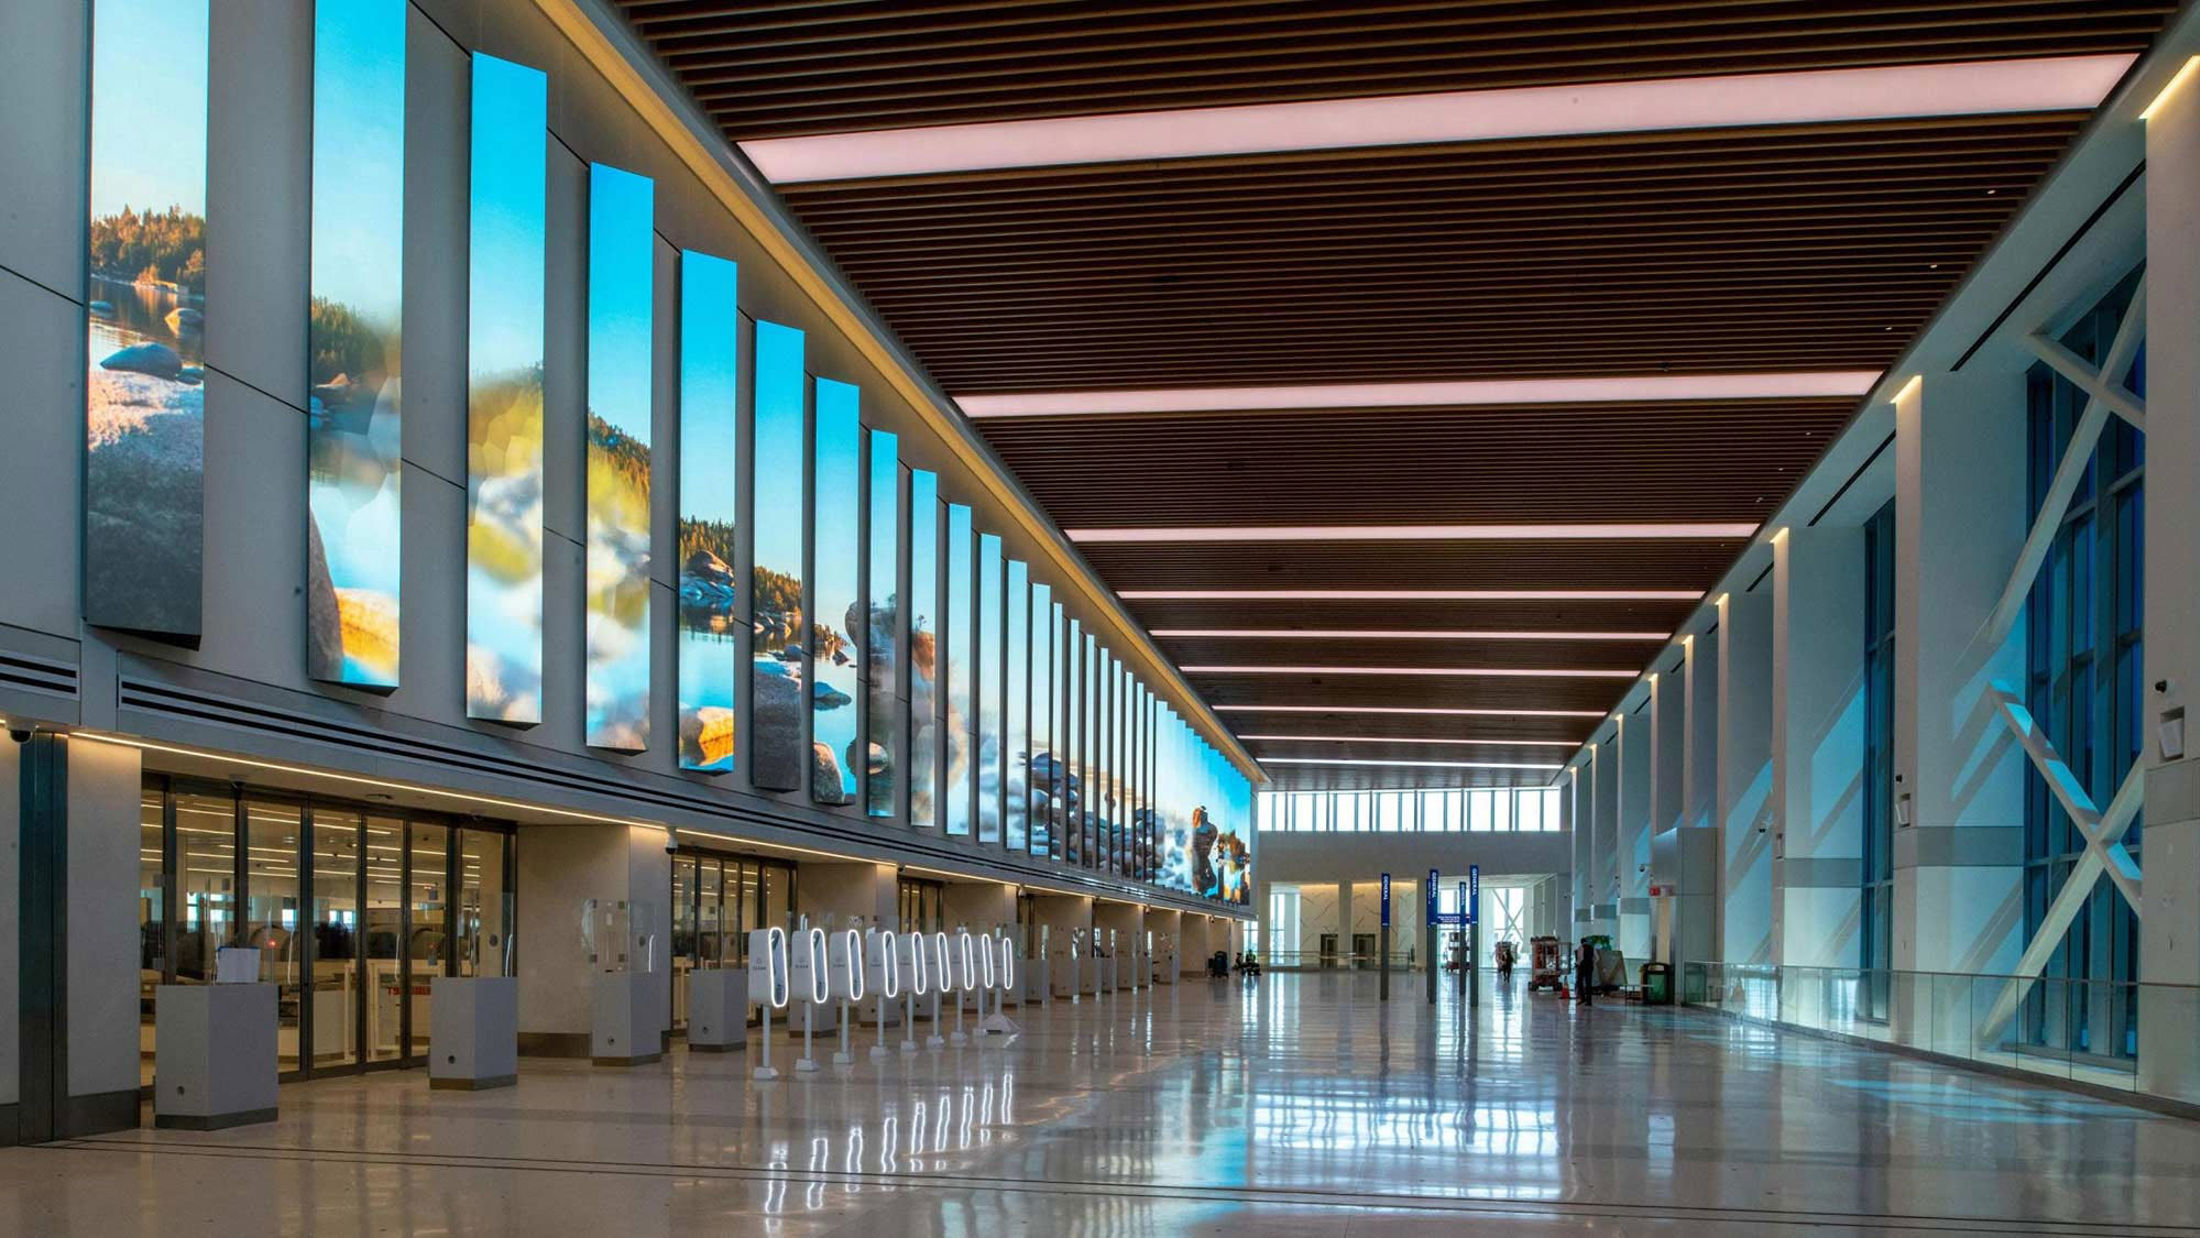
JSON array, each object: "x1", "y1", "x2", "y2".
[
  {"x1": 2021, "y1": 270, "x2": 2145, "y2": 1062},
  {"x1": 666, "y1": 848, "x2": 799, "y2": 1029},
  {"x1": 1861, "y1": 499, "x2": 1896, "y2": 1021},
  {"x1": 136, "y1": 776, "x2": 514, "y2": 1086}
]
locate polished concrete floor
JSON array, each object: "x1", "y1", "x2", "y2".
[{"x1": 2, "y1": 973, "x2": 2196, "y2": 1235}]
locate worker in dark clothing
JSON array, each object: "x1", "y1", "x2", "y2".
[{"x1": 1575, "y1": 940, "x2": 1596, "y2": 1007}]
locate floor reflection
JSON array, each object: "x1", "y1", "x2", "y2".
[{"x1": 3, "y1": 973, "x2": 2194, "y2": 1235}]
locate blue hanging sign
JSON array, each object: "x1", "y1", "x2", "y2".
[{"x1": 1379, "y1": 873, "x2": 1391, "y2": 928}]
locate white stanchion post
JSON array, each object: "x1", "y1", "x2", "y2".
[
  {"x1": 927, "y1": 932, "x2": 949, "y2": 1049},
  {"x1": 950, "y1": 930, "x2": 972, "y2": 1047},
  {"x1": 831, "y1": 928, "x2": 862, "y2": 1067},
  {"x1": 793, "y1": 926, "x2": 826, "y2": 1074},
  {"x1": 898, "y1": 931, "x2": 922, "y2": 1054},
  {"x1": 869, "y1": 929, "x2": 896, "y2": 1063}
]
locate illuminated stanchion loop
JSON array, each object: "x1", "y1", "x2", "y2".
[
  {"x1": 899, "y1": 930, "x2": 925, "y2": 1054},
  {"x1": 792, "y1": 926, "x2": 828, "y2": 1073},
  {"x1": 927, "y1": 932, "x2": 951, "y2": 1049},
  {"x1": 748, "y1": 927, "x2": 789, "y2": 1081},
  {"x1": 830, "y1": 928, "x2": 864, "y2": 1066},
  {"x1": 978, "y1": 931, "x2": 1024, "y2": 1040},
  {"x1": 867, "y1": 928, "x2": 898, "y2": 1062},
  {"x1": 950, "y1": 929, "x2": 974, "y2": 1046}
]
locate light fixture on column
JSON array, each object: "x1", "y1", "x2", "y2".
[{"x1": 2159, "y1": 705, "x2": 2186, "y2": 761}]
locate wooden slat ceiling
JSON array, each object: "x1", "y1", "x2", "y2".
[
  {"x1": 780, "y1": 118, "x2": 2083, "y2": 390},
  {"x1": 618, "y1": 0, "x2": 2170, "y2": 138},
  {"x1": 613, "y1": 1, "x2": 2171, "y2": 791}
]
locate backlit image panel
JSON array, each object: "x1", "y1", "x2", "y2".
[
  {"x1": 307, "y1": 0, "x2": 403, "y2": 685},
  {"x1": 465, "y1": 54, "x2": 549, "y2": 724},
  {"x1": 675, "y1": 250, "x2": 739, "y2": 773},
  {"x1": 943, "y1": 503, "x2": 974, "y2": 837},
  {"x1": 811, "y1": 377, "x2": 861, "y2": 806},
  {"x1": 1029, "y1": 590, "x2": 1056, "y2": 858},
  {"x1": 863, "y1": 429, "x2": 902, "y2": 819},
  {"x1": 976, "y1": 532, "x2": 1003, "y2": 845},
  {"x1": 907, "y1": 470, "x2": 939, "y2": 828},
  {"x1": 584, "y1": 163, "x2": 654, "y2": 752},
  {"x1": 1158, "y1": 708, "x2": 1194, "y2": 893},
  {"x1": 1082, "y1": 631, "x2": 1099, "y2": 867},
  {"x1": 85, "y1": 0, "x2": 209, "y2": 640},
  {"x1": 750, "y1": 320, "x2": 807, "y2": 791},
  {"x1": 1063, "y1": 617, "x2": 1081, "y2": 864},
  {"x1": 1005, "y1": 559, "x2": 1029, "y2": 854}
]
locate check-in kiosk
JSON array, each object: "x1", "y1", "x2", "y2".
[
  {"x1": 590, "y1": 900, "x2": 663, "y2": 1067},
  {"x1": 828, "y1": 927, "x2": 864, "y2": 1066},
  {"x1": 1026, "y1": 925, "x2": 1051, "y2": 1006},
  {"x1": 747, "y1": 926, "x2": 789, "y2": 1080},
  {"x1": 790, "y1": 926, "x2": 830, "y2": 1072}
]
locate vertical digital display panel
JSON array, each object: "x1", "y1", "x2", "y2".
[
  {"x1": 863, "y1": 429, "x2": 902, "y2": 819},
  {"x1": 1027, "y1": 584, "x2": 1053, "y2": 857},
  {"x1": 465, "y1": 54, "x2": 549, "y2": 724},
  {"x1": 85, "y1": 0, "x2": 210, "y2": 640},
  {"x1": 1159, "y1": 707, "x2": 1194, "y2": 893},
  {"x1": 1097, "y1": 649, "x2": 1113, "y2": 874},
  {"x1": 943, "y1": 503, "x2": 974, "y2": 837},
  {"x1": 976, "y1": 532, "x2": 1004, "y2": 845},
  {"x1": 1063, "y1": 617, "x2": 1081, "y2": 864},
  {"x1": 811, "y1": 377, "x2": 861, "y2": 806},
  {"x1": 1005, "y1": 560, "x2": 1029, "y2": 854},
  {"x1": 907, "y1": 471, "x2": 940, "y2": 828},
  {"x1": 1223, "y1": 760, "x2": 1255, "y2": 905},
  {"x1": 307, "y1": 0, "x2": 403, "y2": 684},
  {"x1": 750, "y1": 320, "x2": 808, "y2": 791},
  {"x1": 676, "y1": 250, "x2": 739, "y2": 772},
  {"x1": 1082, "y1": 630, "x2": 1099, "y2": 867},
  {"x1": 584, "y1": 164, "x2": 654, "y2": 751}
]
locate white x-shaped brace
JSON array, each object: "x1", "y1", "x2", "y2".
[
  {"x1": 1977, "y1": 279, "x2": 2147, "y2": 650},
  {"x1": 1974, "y1": 682, "x2": 2142, "y2": 1047}
]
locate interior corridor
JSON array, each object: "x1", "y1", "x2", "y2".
[{"x1": 1, "y1": 974, "x2": 2189, "y2": 1236}]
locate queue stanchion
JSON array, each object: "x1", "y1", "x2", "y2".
[
  {"x1": 927, "y1": 932, "x2": 950, "y2": 1049},
  {"x1": 792, "y1": 925, "x2": 827, "y2": 1073},
  {"x1": 868, "y1": 928, "x2": 897, "y2": 1062},
  {"x1": 898, "y1": 931, "x2": 924, "y2": 1054},
  {"x1": 830, "y1": 927, "x2": 863, "y2": 1067},
  {"x1": 747, "y1": 926, "x2": 788, "y2": 1081},
  {"x1": 950, "y1": 929, "x2": 973, "y2": 1046}
]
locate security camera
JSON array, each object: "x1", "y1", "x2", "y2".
[{"x1": 7, "y1": 728, "x2": 28, "y2": 744}]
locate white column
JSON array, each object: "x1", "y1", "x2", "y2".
[
  {"x1": 1618, "y1": 710, "x2": 1653, "y2": 961},
  {"x1": 1684, "y1": 631, "x2": 1720, "y2": 836},
  {"x1": 1719, "y1": 589, "x2": 1775, "y2": 965},
  {"x1": 1652, "y1": 668, "x2": 1687, "y2": 835},
  {"x1": 1567, "y1": 766, "x2": 1590, "y2": 934},
  {"x1": 1770, "y1": 526, "x2": 1866, "y2": 970},
  {"x1": 2143, "y1": 75, "x2": 2200, "y2": 1100},
  {"x1": 1891, "y1": 371, "x2": 2027, "y2": 993},
  {"x1": 1591, "y1": 737, "x2": 1620, "y2": 937}
]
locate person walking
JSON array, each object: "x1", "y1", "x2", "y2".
[{"x1": 1574, "y1": 939, "x2": 1596, "y2": 1007}]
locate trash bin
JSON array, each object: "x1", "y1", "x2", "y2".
[{"x1": 1640, "y1": 961, "x2": 1672, "y2": 1005}]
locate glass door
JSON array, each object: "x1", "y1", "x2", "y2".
[
  {"x1": 363, "y1": 814, "x2": 405, "y2": 1063},
  {"x1": 309, "y1": 807, "x2": 363, "y2": 1071},
  {"x1": 241, "y1": 797, "x2": 304, "y2": 1076},
  {"x1": 404, "y1": 821, "x2": 449, "y2": 1062}
]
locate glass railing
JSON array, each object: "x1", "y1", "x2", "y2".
[{"x1": 1679, "y1": 961, "x2": 2178, "y2": 1096}]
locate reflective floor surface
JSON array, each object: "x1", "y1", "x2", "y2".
[{"x1": 2, "y1": 972, "x2": 2197, "y2": 1235}]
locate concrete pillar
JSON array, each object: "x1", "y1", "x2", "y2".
[
  {"x1": 1617, "y1": 711, "x2": 1653, "y2": 962},
  {"x1": 942, "y1": 881, "x2": 1015, "y2": 934},
  {"x1": 1891, "y1": 371, "x2": 2027, "y2": 994},
  {"x1": 515, "y1": 824, "x2": 672, "y2": 1055},
  {"x1": 2143, "y1": 78, "x2": 2200, "y2": 1101},
  {"x1": 1719, "y1": 588, "x2": 1775, "y2": 965},
  {"x1": 798, "y1": 862, "x2": 899, "y2": 930},
  {"x1": 1770, "y1": 526, "x2": 1865, "y2": 970}
]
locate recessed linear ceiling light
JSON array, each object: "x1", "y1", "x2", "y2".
[
  {"x1": 959, "y1": 372, "x2": 1881, "y2": 418},
  {"x1": 1071, "y1": 523, "x2": 1756, "y2": 543},
  {"x1": 1152, "y1": 628, "x2": 1669, "y2": 641},
  {"x1": 1182, "y1": 665, "x2": 1638, "y2": 679},
  {"x1": 1124, "y1": 588, "x2": 1702, "y2": 601},
  {"x1": 1239, "y1": 734, "x2": 1581, "y2": 748},
  {"x1": 1217, "y1": 704, "x2": 1608, "y2": 718},
  {"x1": 1264, "y1": 757, "x2": 1566, "y2": 771},
  {"x1": 742, "y1": 55, "x2": 2133, "y2": 182}
]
